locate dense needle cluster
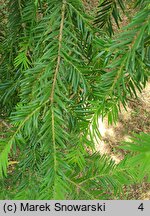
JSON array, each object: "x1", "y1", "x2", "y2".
[{"x1": 0, "y1": 0, "x2": 150, "y2": 199}]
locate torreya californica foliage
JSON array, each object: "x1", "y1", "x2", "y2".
[{"x1": 0, "y1": 0, "x2": 150, "y2": 199}]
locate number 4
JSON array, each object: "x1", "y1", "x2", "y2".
[{"x1": 138, "y1": 203, "x2": 144, "y2": 211}]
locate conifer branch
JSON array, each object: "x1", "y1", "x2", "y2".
[
  {"x1": 49, "y1": 0, "x2": 66, "y2": 198},
  {"x1": 50, "y1": 0, "x2": 66, "y2": 104},
  {"x1": 66, "y1": 177, "x2": 96, "y2": 199}
]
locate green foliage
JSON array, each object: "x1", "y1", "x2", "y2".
[
  {"x1": 120, "y1": 133, "x2": 150, "y2": 182},
  {"x1": 0, "y1": 0, "x2": 150, "y2": 199},
  {"x1": 94, "y1": 0, "x2": 150, "y2": 123},
  {"x1": 94, "y1": 0, "x2": 125, "y2": 36}
]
